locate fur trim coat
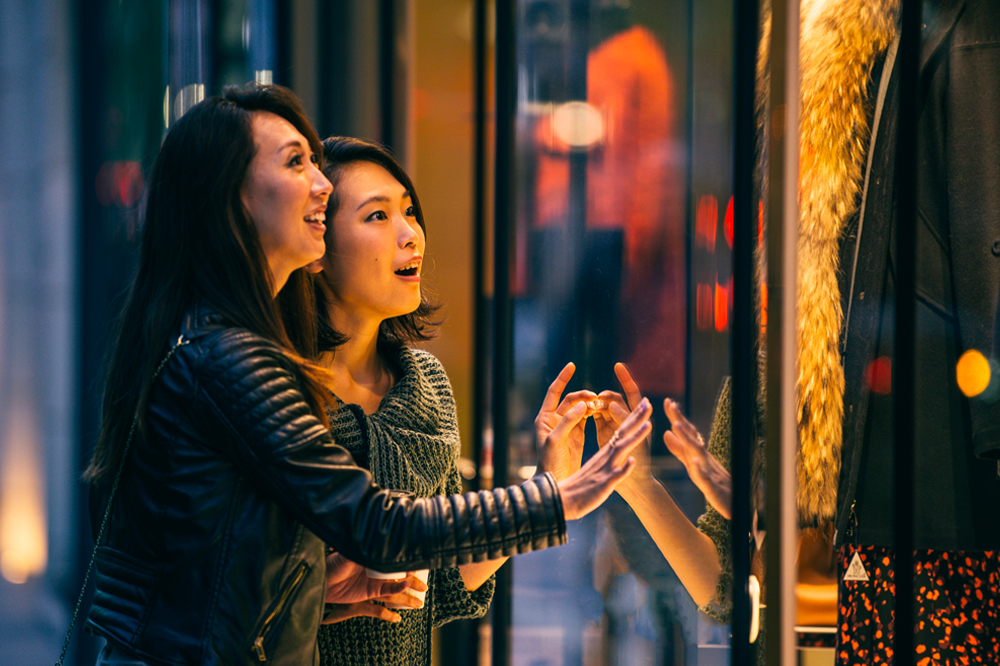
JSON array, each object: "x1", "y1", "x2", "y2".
[{"x1": 758, "y1": 0, "x2": 900, "y2": 526}]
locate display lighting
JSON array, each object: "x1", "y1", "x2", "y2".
[
  {"x1": 0, "y1": 408, "x2": 47, "y2": 584},
  {"x1": 956, "y1": 349, "x2": 991, "y2": 398}
]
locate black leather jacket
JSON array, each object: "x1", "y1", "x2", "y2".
[{"x1": 85, "y1": 301, "x2": 567, "y2": 665}]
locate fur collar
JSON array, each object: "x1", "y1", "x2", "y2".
[{"x1": 760, "y1": 0, "x2": 900, "y2": 525}]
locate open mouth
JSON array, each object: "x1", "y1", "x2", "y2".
[
  {"x1": 304, "y1": 211, "x2": 326, "y2": 228},
  {"x1": 395, "y1": 261, "x2": 420, "y2": 277}
]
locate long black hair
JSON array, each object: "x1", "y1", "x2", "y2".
[
  {"x1": 316, "y1": 136, "x2": 441, "y2": 352},
  {"x1": 85, "y1": 84, "x2": 333, "y2": 482}
]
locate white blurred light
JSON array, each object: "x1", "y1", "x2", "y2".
[
  {"x1": 164, "y1": 85, "x2": 170, "y2": 128},
  {"x1": 552, "y1": 101, "x2": 605, "y2": 148},
  {"x1": 173, "y1": 83, "x2": 205, "y2": 122}
]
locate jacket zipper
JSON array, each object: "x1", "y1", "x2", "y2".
[{"x1": 252, "y1": 561, "x2": 309, "y2": 662}]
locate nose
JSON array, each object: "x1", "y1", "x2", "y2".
[
  {"x1": 398, "y1": 215, "x2": 422, "y2": 248},
  {"x1": 311, "y1": 164, "x2": 332, "y2": 200}
]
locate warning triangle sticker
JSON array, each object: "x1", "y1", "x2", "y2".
[{"x1": 843, "y1": 551, "x2": 870, "y2": 582}]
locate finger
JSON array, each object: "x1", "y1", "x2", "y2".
[
  {"x1": 596, "y1": 390, "x2": 625, "y2": 403},
  {"x1": 546, "y1": 401, "x2": 588, "y2": 445},
  {"x1": 321, "y1": 602, "x2": 401, "y2": 625},
  {"x1": 595, "y1": 390, "x2": 627, "y2": 413},
  {"x1": 609, "y1": 421, "x2": 653, "y2": 464},
  {"x1": 614, "y1": 363, "x2": 644, "y2": 410},
  {"x1": 595, "y1": 391, "x2": 629, "y2": 423},
  {"x1": 663, "y1": 398, "x2": 692, "y2": 430},
  {"x1": 556, "y1": 390, "x2": 599, "y2": 415},
  {"x1": 664, "y1": 400, "x2": 706, "y2": 450},
  {"x1": 404, "y1": 573, "x2": 428, "y2": 593},
  {"x1": 610, "y1": 456, "x2": 637, "y2": 481},
  {"x1": 607, "y1": 401, "x2": 631, "y2": 423},
  {"x1": 370, "y1": 579, "x2": 410, "y2": 599},
  {"x1": 663, "y1": 430, "x2": 683, "y2": 456},
  {"x1": 614, "y1": 397, "x2": 652, "y2": 435},
  {"x1": 540, "y1": 363, "x2": 576, "y2": 413},
  {"x1": 375, "y1": 591, "x2": 424, "y2": 609}
]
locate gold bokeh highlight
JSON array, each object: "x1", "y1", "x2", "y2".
[{"x1": 956, "y1": 349, "x2": 991, "y2": 398}]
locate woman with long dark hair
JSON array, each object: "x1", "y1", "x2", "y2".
[{"x1": 82, "y1": 84, "x2": 651, "y2": 666}]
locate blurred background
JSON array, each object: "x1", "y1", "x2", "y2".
[{"x1": 0, "y1": 0, "x2": 741, "y2": 664}]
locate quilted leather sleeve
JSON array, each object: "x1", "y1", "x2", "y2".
[{"x1": 188, "y1": 327, "x2": 567, "y2": 571}]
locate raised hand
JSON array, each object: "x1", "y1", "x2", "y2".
[
  {"x1": 556, "y1": 397, "x2": 652, "y2": 520},
  {"x1": 322, "y1": 552, "x2": 427, "y2": 624},
  {"x1": 535, "y1": 363, "x2": 598, "y2": 481},
  {"x1": 591, "y1": 363, "x2": 653, "y2": 486},
  {"x1": 663, "y1": 399, "x2": 732, "y2": 520}
]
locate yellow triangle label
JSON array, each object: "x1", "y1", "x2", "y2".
[{"x1": 843, "y1": 551, "x2": 870, "y2": 582}]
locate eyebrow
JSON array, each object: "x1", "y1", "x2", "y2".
[
  {"x1": 276, "y1": 139, "x2": 307, "y2": 155},
  {"x1": 354, "y1": 190, "x2": 413, "y2": 212}
]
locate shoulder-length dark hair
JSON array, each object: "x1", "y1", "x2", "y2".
[
  {"x1": 316, "y1": 136, "x2": 441, "y2": 352},
  {"x1": 85, "y1": 84, "x2": 333, "y2": 482}
]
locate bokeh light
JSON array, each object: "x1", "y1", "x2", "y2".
[{"x1": 956, "y1": 349, "x2": 991, "y2": 398}]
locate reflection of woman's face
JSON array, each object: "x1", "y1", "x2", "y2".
[
  {"x1": 241, "y1": 112, "x2": 332, "y2": 288},
  {"x1": 320, "y1": 161, "x2": 425, "y2": 327}
]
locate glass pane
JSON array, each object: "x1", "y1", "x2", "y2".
[{"x1": 505, "y1": 0, "x2": 737, "y2": 664}]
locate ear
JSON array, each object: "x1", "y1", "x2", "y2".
[{"x1": 305, "y1": 259, "x2": 324, "y2": 274}]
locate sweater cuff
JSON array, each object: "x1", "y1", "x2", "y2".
[
  {"x1": 430, "y1": 567, "x2": 495, "y2": 628},
  {"x1": 697, "y1": 506, "x2": 733, "y2": 623}
]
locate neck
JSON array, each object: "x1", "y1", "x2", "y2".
[{"x1": 319, "y1": 303, "x2": 392, "y2": 411}]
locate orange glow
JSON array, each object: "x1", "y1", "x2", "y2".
[
  {"x1": 867, "y1": 357, "x2": 892, "y2": 395},
  {"x1": 758, "y1": 200, "x2": 764, "y2": 246},
  {"x1": 760, "y1": 283, "x2": 768, "y2": 337},
  {"x1": 696, "y1": 195, "x2": 718, "y2": 250},
  {"x1": 724, "y1": 197, "x2": 734, "y2": 249},
  {"x1": 0, "y1": 407, "x2": 47, "y2": 583},
  {"x1": 714, "y1": 278, "x2": 729, "y2": 332},
  {"x1": 696, "y1": 282, "x2": 713, "y2": 331},
  {"x1": 956, "y1": 349, "x2": 991, "y2": 398}
]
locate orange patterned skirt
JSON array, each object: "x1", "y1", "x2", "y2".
[{"x1": 836, "y1": 545, "x2": 1000, "y2": 665}]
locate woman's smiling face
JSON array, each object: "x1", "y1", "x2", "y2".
[
  {"x1": 320, "y1": 160, "x2": 425, "y2": 327},
  {"x1": 241, "y1": 112, "x2": 332, "y2": 291}
]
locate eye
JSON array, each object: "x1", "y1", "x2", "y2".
[
  {"x1": 310, "y1": 153, "x2": 320, "y2": 165},
  {"x1": 365, "y1": 210, "x2": 388, "y2": 222},
  {"x1": 404, "y1": 205, "x2": 415, "y2": 217},
  {"x1": 287, "y1": 153, "x2": 304, "y2": 167}
]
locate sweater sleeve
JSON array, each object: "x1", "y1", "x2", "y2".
[
  {"x1": 696, "y1": 377, "x2": 734, "y2": 622},
  {"x1": 430, "y1": 465, "x2": 496, "y2": 627}
]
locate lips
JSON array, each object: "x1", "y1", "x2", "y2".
[
  {"x1": 304, "y1": 211, "x2": 326, "y2": 232},
  {"x1": 394, "y1": 259, "x2": 421, "y2": 277}
]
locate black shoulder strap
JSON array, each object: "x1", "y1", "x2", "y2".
[{"x1": 55, "y1": 335, "x2": 189, "y2": 666}]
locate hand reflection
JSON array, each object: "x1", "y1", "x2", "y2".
[
  {"x1": 662, "y1": 398, "x2": 732, "y2": 520},
  {"x1": 534, "y1": 362, "x2": 596, "y2": 481}
]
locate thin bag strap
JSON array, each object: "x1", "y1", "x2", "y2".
[
  {"x1": 843, "y1": 31, "x2": 900, "y2": 351},
  {"x1": 55, "y1": 335, "x2": 189, "y2": 666}
]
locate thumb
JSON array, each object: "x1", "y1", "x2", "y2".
[{"x1": 547, "y1": 401, "x2": 588, "y2": 445}]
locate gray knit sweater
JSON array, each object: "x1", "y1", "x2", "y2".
[{"x1": 317, "y1": 345, "x2": 495, "y2": 666}]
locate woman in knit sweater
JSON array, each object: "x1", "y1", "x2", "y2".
[{"x1": 310, "y1": 136, "x2": 607, "y2": 665}]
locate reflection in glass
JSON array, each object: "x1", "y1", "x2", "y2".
[{"x1": 506, "y1": 1, "x2": 737, "y2": 664}]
